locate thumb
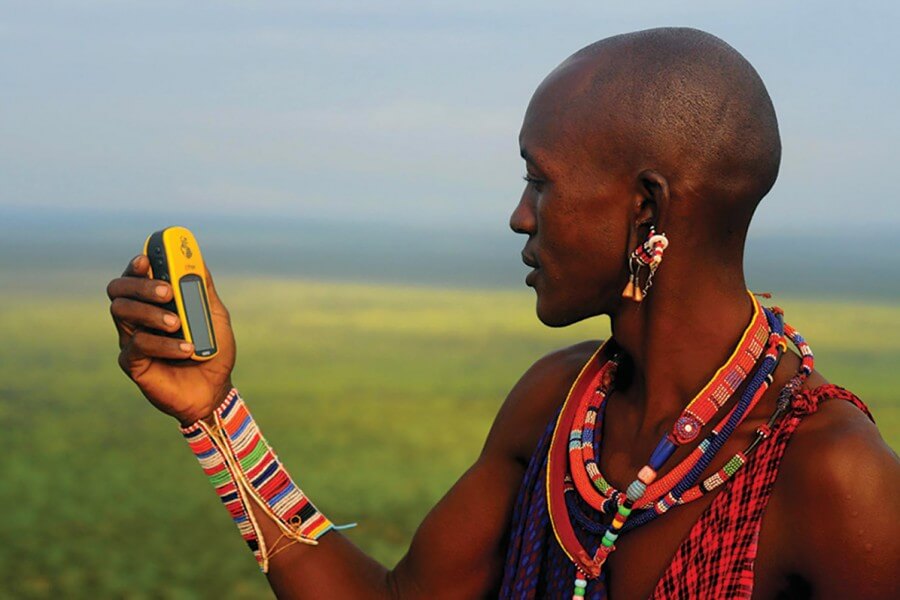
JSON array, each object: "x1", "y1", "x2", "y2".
[{"x1": 204, "y1": 266, "x2": 228, "y2": 316}]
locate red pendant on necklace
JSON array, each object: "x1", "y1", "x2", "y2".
[
  {"x1": 670, "y1": 296, "x2": 769, "y2": 444},
  {"x1": 568, "y1": 293, "x2": 770, "y2": 513},
  {"x1": 548, "y1": 291, "x2": 774, "y2": 578}
]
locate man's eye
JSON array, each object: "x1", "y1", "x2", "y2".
[{"x1": 523, "y1": 174, "x2": 545, "y2": 191}]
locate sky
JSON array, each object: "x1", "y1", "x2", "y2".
[{"x1": 2, "y1": 0, "x2": 898, "y2": 235}]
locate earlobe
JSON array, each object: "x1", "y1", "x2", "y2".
[
  {"x1": 621, "y1": 170, "x2": 671, "y2": 303},
  {"x1": 622, "y1": 224, "x2": 669, "y2": 303}
]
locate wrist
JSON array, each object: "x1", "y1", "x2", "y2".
[
  {"x1": 176, "y1": 380, "x2": 235, "y2": 428},
  {"x1": 178, "y1": 388, "x2": 345, "y2": 573}
]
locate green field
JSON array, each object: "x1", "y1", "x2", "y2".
[{"x1": 1, "y1": 276, "x2": 897, "y2": 598}]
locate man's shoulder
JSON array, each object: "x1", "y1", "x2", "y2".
[
  {"x1": 484, "y1": 340, "x2": 603, "y2": 467},
  {"x1": 770, "y1": 387, "x2": 900, "y2": 593},
  {"x1": 779, "y1": 390, "x2": 897, "y2": 500}
]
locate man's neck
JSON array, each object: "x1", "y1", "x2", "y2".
[{"x1": 608, "y1": 263, "x2": 754, "y2": 439}]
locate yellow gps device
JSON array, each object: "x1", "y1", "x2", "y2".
[{"x1": 143, "y1": 226, "x2": 218, "y2": 361}]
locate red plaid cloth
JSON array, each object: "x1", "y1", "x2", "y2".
[
  {"x1": 650, "y1": 384, "x2": 872, "y2": 599},
  {"x1": 500, "y1": 383, "x2": 871, "y2": 599}
]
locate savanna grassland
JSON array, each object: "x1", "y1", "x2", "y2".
[{"x1": 1, "y1": 275, "x2": 897, "y2": 598}]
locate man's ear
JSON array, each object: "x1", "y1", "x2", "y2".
[{"x1": 633, "y1": 169, "x2": 670, "y2": 230}]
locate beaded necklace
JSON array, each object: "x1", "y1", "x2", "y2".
[
  {"x1": 545, "y1": 300, "x2": 810, "y2": 596},
  {"x1": 625, "y1": 317, "x2": 812, "y2": 529},
  {"x1": 563, "y1": 320, "x2": 813, "y2": 536},
  {"x1": 573, "y1": 310, "x2": 814, "y2": 518},
  {"x1": 569, "y1": 294, "x2": 770, "y2": 513}
]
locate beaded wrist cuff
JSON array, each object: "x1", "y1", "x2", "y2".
[{"x1": 180, "y1": 388, "x2": 336, "y2": 573}]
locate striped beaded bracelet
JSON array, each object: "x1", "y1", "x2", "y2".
[{"x1": 180, "y1": 388, "x2": 348, "y2": 572}]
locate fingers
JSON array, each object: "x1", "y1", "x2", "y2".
[
  {"x1": 109, "y1": 254, "x2": 160, "y2": 302},
  {"x1": 107, "y1": 274, "x2": 173, "y2": 304},
  {"x1": 110, "y1": 297, "x2": 181, "y2": 334},
  {"x1": 118, "y1": 331, "x2": 194, "y2": 379},
  {"x1": 123, "y1": 254, "x2": 150, "y2": 277},
  {"x1": 122, "y1": 330, "x2": 195, "y2": 365}
]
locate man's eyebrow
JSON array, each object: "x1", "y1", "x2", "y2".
[
  {"x1": 520, "y1": 147, "x2": 544, "y2": 168},
  {"x1": 520, "y1": 147, "x2": 549, "y2": 175}
]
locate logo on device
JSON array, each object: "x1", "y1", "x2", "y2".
[{"x1": 180, "y1": 236, "x2": 193, "y2": 259}]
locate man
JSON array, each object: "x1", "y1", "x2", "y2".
[{"x1": 107, "y1": 28, "x2": 899, "y2": 598}]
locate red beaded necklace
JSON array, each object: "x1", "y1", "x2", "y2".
[
  {"x1": 568, "y1": 293, "x2": 770, "y2": 512},
  {"x1": 566, "y1": 319, "x2": 813, "y2": 523},
  {"x1": 546, "y1": 296, "x2": 794, "y2": 584}
]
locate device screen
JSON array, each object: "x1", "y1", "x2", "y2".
[{"x1": 179, "y1": 275, "x2": 216, "y2": 355}]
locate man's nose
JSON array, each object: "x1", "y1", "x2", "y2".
[{"x1": 509, "y1": 192, "x2": 536, "y2": 235}]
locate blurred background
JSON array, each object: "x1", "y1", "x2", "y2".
[{"x1": 1, "y1": 1, "x2": 898, "y2": 597}]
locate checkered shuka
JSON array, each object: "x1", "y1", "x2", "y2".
[{"x1": 499, "y1": 384, "x2": 872, "y2": 599}]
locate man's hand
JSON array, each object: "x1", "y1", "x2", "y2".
[{"x1": 107, "y1": 254, "x2": 237, "y2": 426}]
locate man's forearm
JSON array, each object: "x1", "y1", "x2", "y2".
[
  {"x1": 247, "y1": 496, "x2": 400, "y2": 599},
  {"x1": 181, "y1": 388, "x2": 404, "y2": 598}
]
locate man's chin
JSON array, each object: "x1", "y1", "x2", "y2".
[
  {"x1": 535, "y1": 298, "x2": 577, "y2": 328},
  {"x1": 534, "y1": 293, "x2": 604, "y2": 328}
]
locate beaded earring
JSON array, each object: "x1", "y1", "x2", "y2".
[{"x1": 622, "y1": 225, "x2": 668, "y2": 302}]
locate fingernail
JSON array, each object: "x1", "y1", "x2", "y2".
[
  {"x1": 132, "y1": 256, "x2": 141, "y2": 267},
  {"x1": 180, "y1": 343, "x2": 193, "y2": 352},
  {"x1": 163, "y1": 314, "x2": 178, "y2": 326},
  {"x1": 156, "y1": 285, "x2": 168, "y2": 297}
]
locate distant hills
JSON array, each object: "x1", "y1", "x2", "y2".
[{"x1": 1, "y1": 206, "x2": 897, "y2": 300}]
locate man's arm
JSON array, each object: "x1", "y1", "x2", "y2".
[
  {"x1": 250, "y1": 342, "x2": 598, "y2": 599},
  {"x1": 107, "y1": 254, "x2": 599, "y2": 597},
  {"x1": 249, "y1": 438, "x2": 522, "y2": 598},
  {"x1": 776, "y1": 397, "x2": 900, "y2": 599}
]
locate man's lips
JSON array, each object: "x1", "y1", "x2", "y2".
[{"x1": 522, "y1": 251, "x2": 540, "y2": 286}]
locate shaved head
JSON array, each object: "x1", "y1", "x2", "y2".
[
  {"x1": 525, "y1": 27, "x2": 780, "y2": 238},
  {"x1": 513, "y1": 27, "x2": 782, "y2": 324}
]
